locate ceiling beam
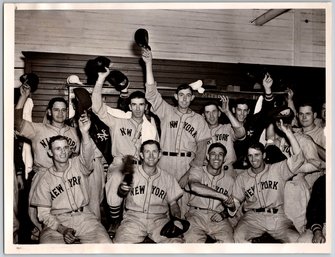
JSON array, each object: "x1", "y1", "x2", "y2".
[{"x1": 251, "y1": 9, "x2": 291, "y2": 26}]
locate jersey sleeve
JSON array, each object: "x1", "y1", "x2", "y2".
[
  {"x1": 232, "y1": 175, "x2": 246, "y2": 203},
  {"x1": 188, "y1": 166, "x2": 204, "y2": 183},
  {"x1": 92, "y1": 101, "x2": 118, "y2": 130},
  {"x1": 30, "y1": 173, "x2": 52, "y2": 208},
  {"x1": 16, "y1": 120, "x2": 39, "y2": 140},
  {"x1": 37, "y1": 206, "x2": 61, "y2": 231},
  {"x1": 145, "y1": 82, "x2": 173, "y2": 118},
  {"x1": 166, "y1": 174, "x2": 184, "y2": 204},
  {"x1": 195, "y1": 118, "x2": 211, "y2": 142}
]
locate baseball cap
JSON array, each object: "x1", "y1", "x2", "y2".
[
  {"x1": 19, "y1": 73, "x2": 39, "y2": 92},
  {"x1": 73, "y1": 87, "x2": 92, "y2": 117},
  {"x1": 272, "y1": 106, "x2": 294, "y2": 124},
  {"x1": 106, "y1": 70, "x2": 129, "y2": 91}
]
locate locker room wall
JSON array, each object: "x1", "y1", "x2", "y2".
[{"x1": 14, "y1": 8, "x2": 326, "y2": 85}]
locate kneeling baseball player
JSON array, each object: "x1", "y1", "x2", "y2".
[
  {"x1": 228, "y1": 120, "x2": 309, "y2": 243},
  {"x1": 112, "y1": 140, "x2": 187, "y2": 243},
  {"x1": 30, "y1": 113, "x2": 111, "y2": 244},
  {"x1": 184, "y1": 142, "x2": 235, "y2": 243}
]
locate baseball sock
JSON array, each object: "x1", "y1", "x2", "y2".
[{"x1": 108, "y1": 205, "x2": 122, "y2": 237}]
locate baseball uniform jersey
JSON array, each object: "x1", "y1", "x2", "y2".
[
  {"x1": 232, "y1": 150, "x2": 305, "y2": 242},
  {"x1": 113, "y1": 165, "x2": 184, "y2": 243},
  {"x1": 16, "y1": 120, "x2": 80, "y2": 170},
  {"x1": 145, "y1": 82, "x2": 211, "y2": 180},
  {"x1": 184, "y1": 166, "x2": 235, "y2": 243},
  {"x1": 30, "y1": 153, "x2": 111, "y2": 243}
]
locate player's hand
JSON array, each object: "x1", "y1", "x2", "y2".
[
  {"x1": 221, "y1": 195, "x2": 234, "y2": 208},
  {"x1": 117, "y1": 181, "x2": 132, "y2": 197},
  {"x1": 286, "y1": 87, "x2": 294, "y2": 101},
  {"x1": 17, "y1": 175, "x2": 25, "y2": 190},
  {"x1": 210, "y1": 212, "x2": 224, "y2": 222},
  {"x1": 63, "y1": 228, "x2": 78, "y2": 244},
  {"x1": 20, "y1": 83, "x2": 31, "y2": 98},
  {"x1": 78, "y1": 111, "x2": 91, "y2": 133},
  {"x1": 141, "y1": 48, "x2": 153, "y2": 65},
  {"x1": 96, "y1": 67, "x2": 110, "y2": 85},
  {"x1": 312, "y1": 230, "x2": 326, "y2": 243},
  {"x1": 262, "y1": 73, "x2": 273, "y2": 91},
  {"x1": 178, "y1": 173, "x2": 190, "y2": 189},
  {"x1": 218, "y1": 95, "x2": 230, "y2": 114},
  {"x1": 276, "y1": 119, "x2": 291, "y2": 135}
]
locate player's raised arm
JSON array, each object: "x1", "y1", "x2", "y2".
[
  {"x1": 14, "y1": 84, "x2": 31, "y2": 131},
  {"x1": 92, "y1": 67, "x2": 110, "y2": 113},
  {"x1": 78, "y1": 112, "x2": 94, "y2": 172},
  {"x1": 142, "y1": 48, "x2": 155, "y2": 85},
  {"x1": 218, "y1": 95, "x2": 246, "y2": 140}
]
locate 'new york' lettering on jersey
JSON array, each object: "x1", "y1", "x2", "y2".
[
  {"x1": 130, "y1": 184, "x2": 167, "y2": 200},
  {"x1": 50, "y1": 176, "x2": 82, "y2": 200}
]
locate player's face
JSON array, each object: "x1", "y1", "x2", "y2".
[
  {"x1": 204, "y1": 105, "x2": 220, "y2": 126},
  {"x1": 129, "y1": 98, "x2": 147, "y2": 119},
  {"x1": 174, "y1": 88, "x2": 194, "y2": 110},
  {"x1": 298, "y1": 106, "x2": 316, "y2": 128},
  {"x1": 49, "y1": 101, "x2": 67, "y2": 124},
  {"x1": 141, "y1": 143, "x2": 161, "y2": 167},
  {"x1": 234, "y1": 104, "x2": 249, "y2": 123},
  {"x1": 247, "y1": 148, "x2": 265, "y2": 171},
  {"x1": 208, "y1": 147, "x2": 225, "y2": 170},
  {"x1": 49, "y1": 139, "x2": 71, "y2": 163}
]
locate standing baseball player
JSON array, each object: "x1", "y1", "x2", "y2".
[
  {"x1": 141, "y1": 48, "x2": 211, "y2": 217},
  {"x1": 113, "y1": 140, "x2": 184, "y2": 243},
  {"x1": 184, "y1": 142, "x2": 235, "y2": 243},
  {"x1": 229, "y1": 120, "x2": 307, "y2": 243},
  {"x1": 15, "y1": 85, "x2": 80, "y2": 239},
  {"x1": 30, "y1": 113, "x2": 111, "y2": 243},
  {"x1": 92, "y1": 68, "x2": 158, "y2": 236},
  {"x1": 202, "y1": 97, "x2": 245, "y2": 176}
]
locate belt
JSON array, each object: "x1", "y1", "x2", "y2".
[
  {"x1": 191, "y1": 206, "x2": 210, "y2": 211},
  {"x1": 65, "y1": 206, "x2": 84, "y2": 214},
  {"x1": 252, "y1": 208, "x2": 278, "y2": 214},
  {"x1": 132, "y1": 160, "x2": 142, "y2": 165},
  {"x1": 162, "y1": 151, "x2": 192, "y2": 157}
]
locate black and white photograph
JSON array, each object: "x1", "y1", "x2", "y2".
[{"x1": 4, "y1": 2, "x2": 332, "y2": 254}]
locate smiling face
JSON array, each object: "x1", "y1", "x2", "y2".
[
  {"x1": 204, "y1": 104, "x2": 220, "y2": 128},
  {"x1": 298, "y1": 106, "x2": 316, "y2": 129},
  {"x1": 48, "y1": 101, "x2": 67, "y2": 125},
  {"x1": 48, "y1": 139, "x2": 71, "y2": 164},
  {"x1": 174, "y1": 88, "x2": 194, "y2": 111},
  {"x1": 208, "y1": 146, "x2": 226, "y2": 171},
  {"x1": 247, "y1": 147, "x2": 266, "y2": 173},
  {"x1": 140, "y1": 143, "x2": 161, "y2": 168},
  {"x1": 233, "y1": 103, "x2": 250, "y2": 123},
  {"x1": 129, "y1": 98, "x2": 147, "y2": 120}
]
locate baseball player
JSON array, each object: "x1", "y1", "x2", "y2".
[
  {"x1": 141, "y1": 48, "x2": 211, "y2": 217},
  {"x1": 14, "y1": 85, "x2": 80, "y2": 239},
  {"x1": 297, "y1": 101, "x2": 326, "y2": 161},
  {"x1": 202, "y1": 96, "x2": 245, "y2": 177},
  {"x1": 267, "y1": 106, "x2": 325, "y2": 233},
  {"x1": 30, "y1": 114, "x2": 111, "y2": 243},
  {"x1": 229, "y1": 120, "x2": 307, "y2": 243},
  {"x1": 233, "y1": 73, "x2": 276, "y2": 170},
  {"x1": 184, "y1": 142, "x2": 235, "y2": 243},
  {"x1": 113, "y1": 140, "x2": 184, "y2": 243},
  {"x1": 92, "y1": 68, "x2": 158, "y2": 236}
]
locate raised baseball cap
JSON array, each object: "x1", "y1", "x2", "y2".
[
  {"x1": 272, "y1": 106, "x2": 295, "y2": 124},
  {"x1": 106, "y1": 70, "x2": 129, "y2": 91},
  {"x1": 19, "y1": 73, "x2": 39, "y2": 92},
  {"x1": 73, "y1": 87, "x2": 92, "y2": 117},
  {"x1": 134, "y1": 28, "x2": 151, "y2": 50}
]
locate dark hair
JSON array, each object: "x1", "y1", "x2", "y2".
[
  {"x1": 298, "y1": 101, "x2": 316, "y2": 113},
  {"x1": 202, "y1": 101, "x2": 220, "y2": 114},
  {"x1": 208, "y1": 142, "x2": 227, "y2": 156},
  {"x1": 129, "y1": 91, "x2": 146, "y2": 101},
  {"x1": 48, "y1": 135, "x2": 68, "y2": 149},
  {"x1": 47, "y1": 97, "x2": 68, "y2": 110},
  {"x1": 234, "y1": 98, "x2": 250, "y2": 109},
  {"x1": 248, "y1": 142, "x2": 265, "y2": 154},
  {"x1": 176, "y1": 84, "x2": 193, "y2": 94},
  {"x1": 140, "y1": 140, "x2": 161, "y2": 153}
]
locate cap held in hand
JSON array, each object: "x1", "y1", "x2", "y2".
[
  {"x1": 106, "y1": 70, "x2": 129, "y2": 91},
  {"x1": 134, "y1": 28, "x2": 151, "y2": 50},
  {"x1": 160, "y1": 217, "x2": 190, "y2": 238},
  {"x1": 20, "y1": 73, "x2": 39, "y2": 92}
]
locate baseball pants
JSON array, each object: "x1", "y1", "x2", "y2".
[
  {"x1": 184, "y1": 207, "x2": 234, "y2": 243},
  {"x1": 113, "y1": 210, "x2": 183, "y2": 243},
  {"x1": 234, "y1": 210, "x2": 300, "y2": 243},
  {"x1": 39, "y1": 211, "x2": 111, "y2": 244}
]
